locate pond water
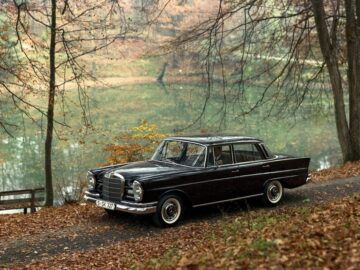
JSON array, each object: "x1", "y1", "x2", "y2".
[{"x1": 0, "y1": 82, "x2": 342, "y2": 198}]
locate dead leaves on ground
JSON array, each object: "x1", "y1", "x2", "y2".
[
  {"x1": 141, "y1": 195, "x2": 360, "y2": 270},
  {"x1": 312, "y1": 160, "x2": 360, "y2": 182},
  {"x1": 2, "y1": 195, "x2": 360, "y2": 269},
  {"x1": 0, "y1": 203, "x2": 104, "y2": 240}
]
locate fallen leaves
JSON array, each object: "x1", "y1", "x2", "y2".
[
  {"x1": 0, "y1": 203, "x2": 104, "y2": 241},
  {"x1": 0, "y1": 194, "x2": 359, "y2": 269},
  {"x1": 312, "y1": 160, "x2": 360, "y2": 182},
  {"x1": 138, "y1": 195, "x2": 360, "y2": 270}
]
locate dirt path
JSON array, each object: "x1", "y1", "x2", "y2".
[{"x1": 0, "y1": 177, "x2": 359, "y2": 266}]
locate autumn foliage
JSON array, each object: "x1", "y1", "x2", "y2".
[
  {"x1": 103, "y1": 121, "x2": 167, "y2": 165},
  {"x1": 1, "y1": 194, "x2": 359, "y2": 269},
  {"x1": 312, "y1": 160, "x2": 360, "y2": 182}
]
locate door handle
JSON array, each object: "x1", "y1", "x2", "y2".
[
  {"x1": 262, "y1": 164, "x2": 271, "y2": 168},
  {"x1": 231, "y1": 169, "x2": 240, "y2": 173}
]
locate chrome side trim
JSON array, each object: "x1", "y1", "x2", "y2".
[
  {"x1": 84, "y1": 195, "x2": 157, "y2": 215},
  {"x1": 193, "y1": 193, "x2": 263, "y2": 208},
  {"x1": 268, "y1": 174, "x2": 299, "y2": 181},
  {"x1": 150, "y1": 167, "x2": 308, "y2": 191}
]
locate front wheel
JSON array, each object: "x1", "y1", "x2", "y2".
[
  {"x1": 153, "y1": 195, "x2": 184, "y2": 227},
  {"x1": 262, "y1": 180, "x2": 283, "y2": 206}
]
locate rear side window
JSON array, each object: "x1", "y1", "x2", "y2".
[
  {"x1": 233, "y1": 143, "x2": 264, "y2": 163},
  {"x1": 260, "y1": 143, "x2": 274, "y2": 158}
]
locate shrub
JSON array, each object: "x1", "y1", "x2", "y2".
[{"x1": 103, "y1": 121, "x2": 167, "y2": 165}]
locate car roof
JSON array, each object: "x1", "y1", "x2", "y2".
[{"x1": 166, "y1": 134, "x2": 262, "y2": 145}]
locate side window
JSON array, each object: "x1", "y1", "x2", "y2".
[
  {"x1": 212, "y1": 145, "x2": 233, "y2": 166},
  {"x1": 207, "y1": 147, "x2": 214, "y2": 167},
  {"x1": 183, "y1": 143, "x2": 206, "y2": 167},
  {"x1": 233, "y1": 143, "x2": 263, "y2": 163},
  {"x1": 260, "y1": 143, "x2": 274, "y2": 158},
  {"x1": 165, "y1": 141, "x2": 183, "y2": 159}
]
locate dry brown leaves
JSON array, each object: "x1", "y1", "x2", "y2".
[
  {"x1": 3, "y1": 194, "x2": 360, "y2": 270},
  {"x1": 312, "y1": 160, "x2": 360, "y2": 183},
  {"x1": 141, "y1": 195, "x2": 360, "y2": 270},
  {"x1": 0, "y1": 203, "x2": 103, "y2": 240}
]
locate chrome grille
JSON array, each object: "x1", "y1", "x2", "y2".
[{"x1": 102, "y1": 177, "x2": 125, "y2": 203}]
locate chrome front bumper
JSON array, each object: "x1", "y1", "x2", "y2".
[{"x1": 84, "y1": 191, "x2": 157, "y2": 215}]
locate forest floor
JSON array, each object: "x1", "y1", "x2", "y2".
[{"x1": 0, "y1": 172, "x2": 359, "y2": 269}]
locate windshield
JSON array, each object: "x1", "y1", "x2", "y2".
[{"x1": 152, "y1": 140, "x2": 206, "y2": 167}]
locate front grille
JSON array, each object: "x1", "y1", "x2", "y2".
[
  {"x1": 102, "y1": 177, "x2": 125, "y2": 203},
  {"x1": 95, "y1": 178, "x2": 103, "y2": 193}
]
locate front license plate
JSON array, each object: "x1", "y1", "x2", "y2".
[{"x1": 96, "y1": 200, "x2": 115, "y2": 210}]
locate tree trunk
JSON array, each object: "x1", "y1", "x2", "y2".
[
  {"x1": 44, "y1": 0, "x2": 56, "y2": 206},
  {"x1": 311, "y1": 0, "x2": 357, "y2": 162},
  {"x1": 346, "y1": 0, "x2": 360, "y2": 161},
  {"x1": 157, "y1": 62, "x2": 168, "y2": 83}
]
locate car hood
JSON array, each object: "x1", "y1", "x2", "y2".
[{"x1": 108, "y1": 160, "x2": 189, "y2": 181}]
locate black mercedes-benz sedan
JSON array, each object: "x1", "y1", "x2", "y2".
[{"x1": 84, "y1": 135, "x2": 311, "y2": 227}]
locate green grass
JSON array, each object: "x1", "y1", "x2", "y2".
[
  {"x1": 251, "y1": 239, "x2": 276, "y2": 253},
  {"x1": 142, "y1": 247, "x2": 180, "y2": 268},
  {"x1": 91, "y1": 57, "x2": 163, "y2": 78}
]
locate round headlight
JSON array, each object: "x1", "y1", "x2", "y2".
[
  {"x1": 87, "y1": 172, "x2": 96, "y2": 189},
  {"x1": 133, "y1": 180, "x2": 143, "y2": 202}
]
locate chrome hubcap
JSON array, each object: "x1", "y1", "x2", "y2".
[
  {"x1": 161, "y1": 198, "x2": 181, "y2": 224},
  {"x1": 267, "y1": 181, "x2": 283, "y2": 203},
  {"x1": 166, "y1": 204, "x2": 176, "y2": 216}
]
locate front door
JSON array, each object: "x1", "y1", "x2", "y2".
[{"x1": 188, "y1": 144, "x2": 238, "y2": 205}]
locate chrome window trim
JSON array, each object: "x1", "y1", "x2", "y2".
[
  {"x1": 232, "y1": 142, "x2": 266, "y2": 163},
  {"x1": 206, "y1": 144, "x2": 234, "y2": 168},
  {"x1": 259, "y1": 143, "x2": 269, "y2": 158},
  {"x1": 206, "y1": 142, "x2": 270, "y2": 168},
  {"x1": 152, "y1": 139, "x2": 279, "y2": 168},
  {"x1": 206, "y1": 140, "x2": 262, "y2": 146},
  {"x1": 162, "y1": 138, "x2": 207, "y2": 148}
]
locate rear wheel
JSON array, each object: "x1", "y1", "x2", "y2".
[
  {"x1": 262, "y1": 180, "x2": 283, "y2": 206},
  {"x1": 153, "y1": 194, "x2": 184, "y2": 227}
]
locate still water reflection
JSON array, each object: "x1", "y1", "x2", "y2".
[{"x1": 0, "y1": 83, "x2": 342, "y2": 196}]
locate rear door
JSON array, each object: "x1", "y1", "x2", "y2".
[{"x1": 231, "y1": 143, "x2": 271, "y2": 196}]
